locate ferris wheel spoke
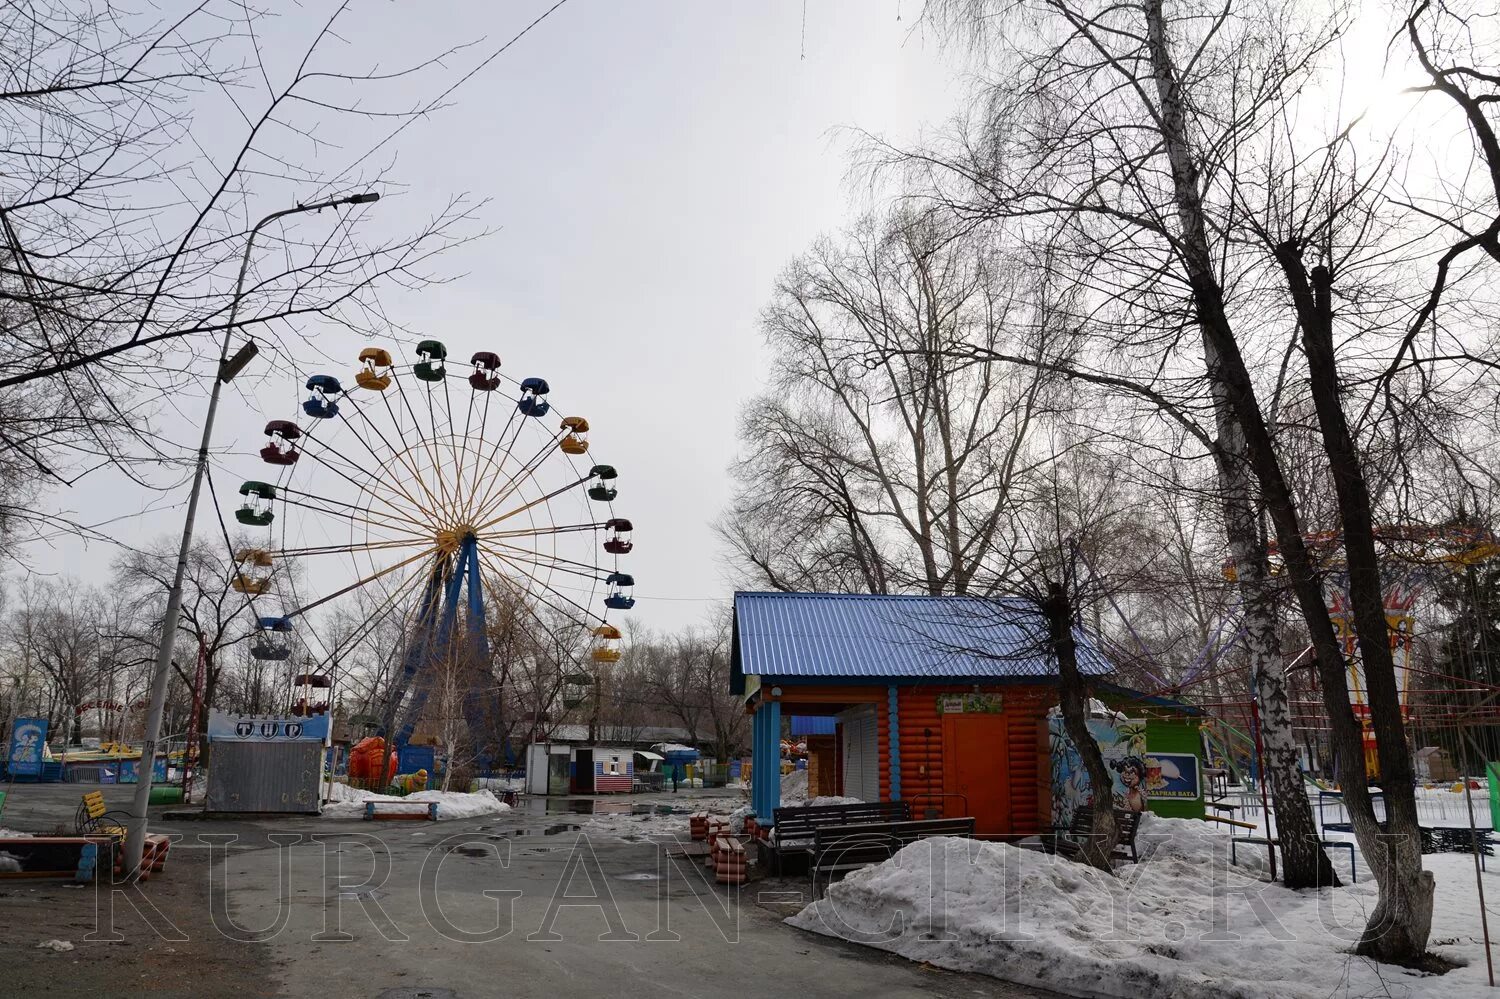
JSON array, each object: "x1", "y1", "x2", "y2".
[
  {"x1": 466, "y1": 428, "x2": 566, "y2": 526},
  {"x1": 483, "y1": 521, "x2": 610, "y2": 541},
  {"x1": 464, "y1": 399, "x2": 543, "y2": 521},
  {"x1": 465, "y1": 404, "x2": 522, "y2": 517},
  {"x1": 471, "y1": 474, "x2": 592, "y2": 533},
  {"x1": 387, "y1": 368, "x2": 457, "y2": 516},
  {"x1": 439, "y1": 376, "x2": 472, "y2": 517},
  {"x1": 297, "y1": 431, "x2": 431, "y2": 527},
  {"x1": 311, "y1": 404, "x2": 438, "y2": 521},
  {"x1": 478, "y1": 553, "x2": 600, "y2": 632},
  {"x1": 266, "y1": 537, "x2": 436, "y2": 559},
  {"x1": 481, "y1": 537, "x2": 613, "y2": 577},
  {"x1": 343, "y1": 390, "x2": 455, "y2": 523},
  {"x1": 301, "y1": 557, "x2": 436, "y2": 675},
  {"x1": 279, "y1": 484, "x2": 432, "y2": 535},
  {"x1": 461, "y1": 390, "x2": 496, "y2": 517},
  {"x1": 477, "y1": 547, "x2": 604, "y2": 627},
  {"x1": 477, "y1": 540, "x2": 610, "y2": 583},
  {"x1": 277, "y1": 493, "x2": 431, "y2": 541},
  {"x1": 378, "y1": 381, "x2": 446, "y2": 507},
  {"x1": 417, "y1": 380, "x2": 459, "y2": 518},
  {"x1": 283, "y1": 545, "x2": 440, "y2": 620}
]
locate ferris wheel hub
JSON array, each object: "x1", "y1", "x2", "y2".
[{"x1": 435, "y1": 526, "x2": 477, "y2": 553}]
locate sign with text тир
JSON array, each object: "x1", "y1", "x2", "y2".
[{"x1": 207, "y1": 711, "x2": 329, "y2": 743}]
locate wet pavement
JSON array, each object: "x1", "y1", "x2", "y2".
[{"x1": 0, "y1": 783, "x2": 1060, "y2": 999}]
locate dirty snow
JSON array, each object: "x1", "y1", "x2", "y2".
[
  {"x1": 789, "y1": 816, "x2": 1499, "y2": 999},
  {"x1": 321, "y1": 782, "x2": 511, "y2": 820},
  {"x1": 36, "y1": 939, "x2": 74, "y2": 952},
  {"x1": 581, "y1": 809, "x2": 701, "y2": 841},
  {"x1": 780, "y1": 769, "x2": 809, "y2": 802}
]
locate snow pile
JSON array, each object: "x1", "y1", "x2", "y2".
[
  {"x1": 469, "y1": 775, "x2": 525, "y2": 794},
  {"x1": 789, "y1": 817, "x2": 1496, "y2": 999},
  {"x1": 807, "y1": 795, "x2": 864, "y2": 807},
  {"x1": 727, "y1": 804, "x2": 755, "y2": 834},
  {"x1": 780, "y1": 770, "x2": 809, "y2": 802},
  {"x1": 0, "y1": 827, "x2": 33, "y2": 838},
  {"x1": 322, "y1": 782, "x2": 511, "y2": 821}
]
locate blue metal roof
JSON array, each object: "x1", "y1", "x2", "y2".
[
  {"x1": 789, "y1": 715, "x2": 838, "y2": 736},
  {"x1": 732, "y1": 592, "x2": 1114, "y2": 684}
]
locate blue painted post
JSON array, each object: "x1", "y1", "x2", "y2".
[
  {"x1": 751, "y1": 705, "x2": 765, "y2": 821},
  {"x1": 765, "y1": 698, "x2": 781, "y2": 820},
  {"x1": 888, "y1": 686, "x2": 901, "y2": 801}
]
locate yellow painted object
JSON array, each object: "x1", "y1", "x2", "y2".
[
  {"x1": 559, "y1": 416, "x2": 589, "y2": 454},
  {"x1": 356, "y1": 347, "x2": 394, "y2": 391},
  {"x1": 231, "y1": 572, "x2": 272, "y2": 595},
  {"x1": 590, "y1": 623, "x2": 621, "y2": 662},
  {"x1": 392, "y1": 769, "x2": 430, "y2": 794},
  {"x1": 80, "y1": 791, "x2": 128, "y2": 838},
  {"x1": 233, "y1": 548, "x2": 273, "y2": 593}
]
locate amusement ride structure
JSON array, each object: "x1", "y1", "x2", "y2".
[{"x1": 228, "y1": 341, "x2": 635, "y2": 764}]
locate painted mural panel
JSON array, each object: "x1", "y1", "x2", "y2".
[{"x1": 1048, "y1": 715, "x2": 1148, "y2": 828}]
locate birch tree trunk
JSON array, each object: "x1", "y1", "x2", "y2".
[
  {"x1": 1143, "y1": 0, "x2": 1431, "y2": 958},
  {"x1": 1215, "y1": 427, "x2": 1338, "y2": 888}
]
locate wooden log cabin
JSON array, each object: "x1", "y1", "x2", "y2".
[{"x1": 732, "y1": 591, "x2": 1120, "y2": 838}]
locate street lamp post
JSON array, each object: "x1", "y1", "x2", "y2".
[{"x1": 123, "y1": 192, "x2": 380, "y2": 873}]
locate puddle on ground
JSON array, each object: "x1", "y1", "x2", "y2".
[
  {"x1": 519, "y1": 797, "x2": 695, "y2": 817},
  {"x1": 616, "y1": 872, "x2": 659, "y2": 881}
]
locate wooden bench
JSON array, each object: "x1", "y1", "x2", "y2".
[
  {"x1": 809, "y1": 817, "x2": 976, "y2": 897},
  {"x1": 0, "y1": 836, "x2": 114, "y2": 882},
  {"x1": 76, "y1": 790, "x2": 131, "y2": 838},
  {"x1": 770, "y1": 801, "x2": 911, "y2": 874},
  {"x1": 1047, "y1": 808, "x2": 1144, "y2": 864},
  {"x1": 363, "y1": 800, "x2": 438, "y2": 821}
]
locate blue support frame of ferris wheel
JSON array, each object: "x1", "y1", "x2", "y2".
[{"x1": 391, "y1": 534, "x2": 494, "y2": 759}]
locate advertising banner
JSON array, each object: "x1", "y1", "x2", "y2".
[
  {"x1": 7, "y1": 717, "x2": 48, "y2": 776},
  {"x1": 1144, "y1": 751, "x2": 1201, "y2": 801}
]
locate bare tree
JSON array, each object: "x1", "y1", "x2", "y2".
[
  {"x1": 720, "y1": 209, "x2": 1057, "y2": 595},
  {"x1": 0, "y1": 1, "x2": 483, "y2": 553}
]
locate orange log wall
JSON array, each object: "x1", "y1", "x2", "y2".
[
  {"x1": 894, "y1": 684, "x2": 1052, "y2": 836},
  {"x1": 771, "y1": 682, "x2": 1053, "y2": 836}
]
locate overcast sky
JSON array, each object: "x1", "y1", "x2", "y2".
[{"x1": 33, "y1": 2, "x2": 963, "y2": 635}]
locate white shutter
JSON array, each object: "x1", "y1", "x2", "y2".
[{"x1": 840, "y1": 708, "x2": 879, "y2": 802}]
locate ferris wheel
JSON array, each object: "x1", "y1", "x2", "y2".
[{"x1": 227, "y1": 340, "x2": 635, "y2": 757}]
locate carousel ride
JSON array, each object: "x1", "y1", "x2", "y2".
[{"x1": 228, "y1": 341, "x2": 635, "y2": 769}]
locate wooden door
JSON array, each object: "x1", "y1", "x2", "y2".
[{"x1": 942, "y1": 714, "x2": 1012, "y2": 835}]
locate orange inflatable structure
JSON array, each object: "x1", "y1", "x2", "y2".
[{"x1": 348, "y1": 736, "x2": 397, "y2": 786}]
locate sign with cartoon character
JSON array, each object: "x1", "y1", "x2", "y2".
[
  {"x1": 7, "y1": 717, "x2": 48, "y2": 777},
  {"x1": 1047, "y1": 710, "x2": 1148, "y2": 829}
]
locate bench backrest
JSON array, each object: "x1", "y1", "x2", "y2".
[
  {"x1": 773, "y1": 800, "x2": 909, "y2": 838},
  {"x1": 82, "y1": 791, "x2": 107, "y2": 822},
  {"x1": 1068, "y1": 807, "x2": 1143, "y2": 842},
  {"x1": 813, "y1": 816, "x2": 976, "y2": 851}
]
